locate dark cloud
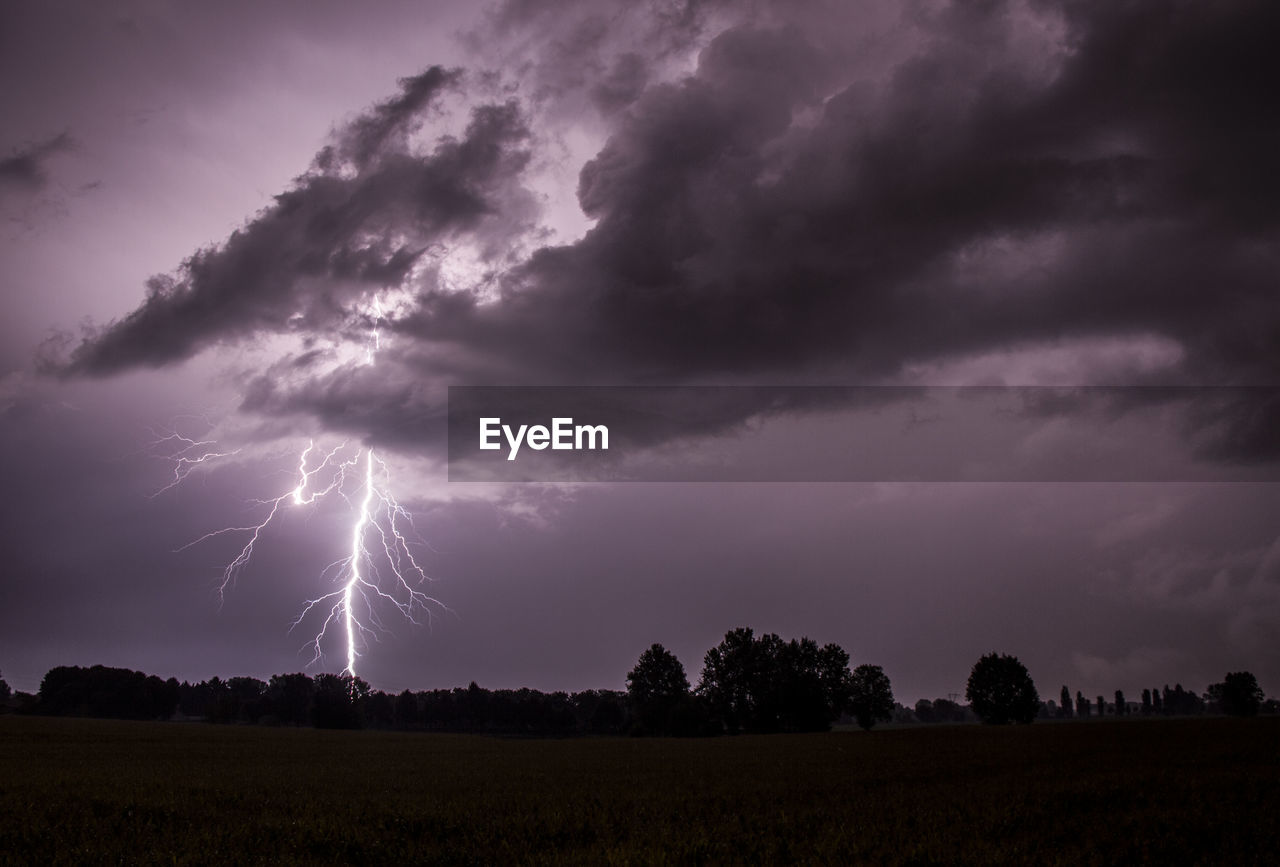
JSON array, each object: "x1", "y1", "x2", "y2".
[
  {"x1": 326, "y1": 67, "x2": 463, "y2": 172},
  {"x1": 0, "y1": 132, "x2": 74, "y2": 193},
  {"x1": 590, "y1": 52, "x2": 649, "y2": 116},
  {"x1": 471, "y1": 0, "x2": 713, "y2": 114},
  {"x1": 383, "y1": 1, "x2": 1275, "y2": 392},
  {"x1": 64, "y1": 68, "x2": 535, "y2": 375},
  {"x1": 1184, "y1": 388, "x2": 1280, "y2": 465},
  {"x1": 62, "y1": 1, "x2": 1280, "y2": 463},
  {"x1": 1000, "y1": 385, "x2": 1280, "y2": 469}
]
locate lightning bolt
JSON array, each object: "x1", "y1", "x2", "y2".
[
  {"x1": 286, "y1": 444, "x2": 444, "y2": 676},
  {"x1": 157, "y1": 298, "x2": 445, "y2": 677}
]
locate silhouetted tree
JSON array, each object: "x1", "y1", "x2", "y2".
[
  {"x1": 965, "y1": 653, "x2": 1039, "y2": 725},
  {"x1": 37, "y1": 665, "x2": 178, "y2": 720},
  {"x1": 589, "y1": 692, "x2": 627, "y2": 734},
  {"x1": 219, "y1": 677, "x2": 268, "y2": 723},
  {"x1": 1096, "y1": 695, "x2": 1105, "y2": 717},
  {"x1": 0, "y1": 671, "x2": 10, "y2": 703},
  {"x1": 815, "y1": 643, "x2": 856, "y2": 719},
  {"x1": 747, "y1": 632, "x2": 794, "y2": 732},
  {"x1": 420, "y1": 688, "x2": 460, "y2": 730},
  {"x1": 931, "y1": 698, "x2": 968, "y2": 723},
  {"x1": 1141, "y1": 688, "x2": 1152, "y2": 715},
  {"x1": 573, "y1": 689, "x2": 628, "y2": 735},
  {"x1": 1060, "y1": 685, "x2": 1073, "y2": 719},
  {"x1": 1208, "y1": 671, "x2": 1264, "y2": 717},
  {"x1": 1151, "y1": 687, "x2": 1163, "y2": 714},
  {"x1": 627, "y1": 644, "x2": 690, "y2": 735},
  {"x1": 267, "y1": 673, "x2": 314, "y2": 726},
  {"x1": 698, "y1": 628, "x2": 854, "y2": 734},
  {"x1": 1076, "y1": 691, "x2": 1090, "y2": 718},
  {"x1": 200, "y1": 677, "x2": 228, "y2": 721},
  {"x1": 460, "y1": 681, "x2": 488, "y2": 731},
  {"x1": 757, "y1": 637, "x2": 854, "y2": 732},
  {"x1": 890, "y1": 702, "x2": 916, "y2": 724},
  {"x1": 365, "y1": 690, "x2": 394, "y2": 727},
  {"x1": 311, "y1": 674, "x2": 367, "y2": 729},
  {"x1": 382, "y1": 684, "x2": 627, "y2": 736},
  {"x1": 1115, "y1": 690, "x2": 1126, "y2": 716},
  {"x1": 1170, "y1": 683, "x2": 1204, "y2": 715},
  {"x1": 698, "y1": 628, "x2": 757, "y2": 734},
  {"x1": 393, "y1": 689, "x2": 420, "y2": 728},
  {"x1": 848, "y1": 664, "x2": 894, "y2": 731}
]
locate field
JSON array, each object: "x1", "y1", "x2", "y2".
[{"x1": 1, "y1": 715, "x2": 1277, "y2": 864}]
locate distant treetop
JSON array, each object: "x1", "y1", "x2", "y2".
[{"x1": 965, "y1": 653, "x2": 1039, "y2": 725}]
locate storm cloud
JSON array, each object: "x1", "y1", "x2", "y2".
[
  {"x1": 420, "y1": 0, "x2": 1280, "y2": 383},
  {"x1": 66, "y1": 2, "x2": 1280, "y2": 392},
  {"x1": 64, "y1": 66, "x2": 538, "y2": 376}
]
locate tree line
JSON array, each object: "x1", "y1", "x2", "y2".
[
  {"x1": 1047, "y1": 682, "x2": 1241, "y2": 720},
  {"x1": 0, "y1": 638, "x2": 1272, "y2": 735},
  {"x1": 961, "y1": 655, "x2": 1269, "y2": 724}
]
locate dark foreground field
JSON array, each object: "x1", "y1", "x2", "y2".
[{"x1": 1, "y1": 715, "x2": 1277, "y2": 864}]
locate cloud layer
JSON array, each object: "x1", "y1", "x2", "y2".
[{"x1": 62, "y1": 0, "x2": 1280, "y2": 455}]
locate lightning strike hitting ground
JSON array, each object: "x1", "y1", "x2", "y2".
[{"x1": 155, "y1": 301, "x2": 444, "y2": 677}]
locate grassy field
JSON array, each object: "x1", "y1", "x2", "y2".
[{"x1": 1, "y1": 715, "x2": 1277, "y2": 864}]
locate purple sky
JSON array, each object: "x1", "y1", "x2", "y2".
[{"x1": 2, "y1": 0, "x2": 1278, "y2": 704}]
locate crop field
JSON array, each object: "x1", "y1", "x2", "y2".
[{"x1": 1, "y1": 715, "x2": 1277, "y2": 864}]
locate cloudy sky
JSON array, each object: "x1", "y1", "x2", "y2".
[{"x1": 2, "y1": 0, "x2": 1277, "y2": 703}]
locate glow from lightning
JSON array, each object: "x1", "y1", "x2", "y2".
[
  {"x1": 161, "y1": 297, "x2": 444, "y2": 677},
  {"x1": 363, "y1": 298, "x2": 383, "y2": 365}
]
